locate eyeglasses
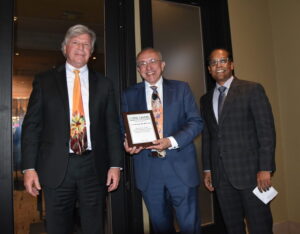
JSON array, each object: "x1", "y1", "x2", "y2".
[
  {"x1": 70, "y1": 40, "x2": 92, "y2": 49},
  {"x1": 137, "y1": 58, "x2": 161, "y2": 68},
  {"x1": 209, "y1": 58, "x2": 230, "y2": 66}
]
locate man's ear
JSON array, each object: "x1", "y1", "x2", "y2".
[
  {"x1": 161, "y1": 61, "x2": 166, "y2": 71},
  {"x1": 63, "y1": 46, "x2": 66, "y2": 57},
  {"x1": 208, "y1": 66, "x2": 211, "y2": 74},
  {"x1": 230, "y1": 62, "x2": 234, "y2": 70}
]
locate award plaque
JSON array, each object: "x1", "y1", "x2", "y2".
[{"x1": 123, "y1": 111, "x2": 159, "y2": 147}]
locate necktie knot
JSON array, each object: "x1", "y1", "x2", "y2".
[
  {"x1": 150, "y1": 86, "x2": 158, "y2": 91},
  {"x1": 74, "y1": 69, "x2": 80, "y2": 75},
  {"x1": 150, "y1": 86, "x2": 159, "y2": 101},
  {"x1": 218, "y1": 86, "x2": 226, "y2": 94}
]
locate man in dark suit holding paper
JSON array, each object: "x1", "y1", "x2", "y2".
[
  {"x1": 122, "y1": 48, "x2": 203, "y2": 234},
  {"x1": 200, "y1": 48, "x2": 276, "y2": 234}
]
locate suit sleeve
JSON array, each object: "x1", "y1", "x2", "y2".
[
  {"x1": 200, "y1": 96, "x2": 211, "y2": 171},
  {"x1": 120, "y1": 91, "x2": 128, "y2": 136},
  {"x1": 21, "y1": 76, "x2": 43, "y2": 170},
  {"x1": 172, "y1": 83, "x2": 204, "y2": 149},
  {"x1": 250, "y1": 84, "x2": 276, "y2": 171},
  {"x1": 105, "y1": 80, "x2": 124, "y2": 168}
]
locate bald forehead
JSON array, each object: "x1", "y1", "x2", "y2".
[{"x1": 137, "y1": 49, "x2": 162, "y2": 60}]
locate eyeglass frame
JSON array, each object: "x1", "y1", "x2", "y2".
[
  {"x1": 136, "y1": 58, "x2": 162, "y2": 68},
  {"x1": 208, "y1": 57, "x2": 231, "y2": 67}
]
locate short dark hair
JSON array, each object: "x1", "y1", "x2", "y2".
[{"x1": 208, "y1": 48, "x2": 233, "y2": 62}]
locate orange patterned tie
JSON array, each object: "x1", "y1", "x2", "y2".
[
  {"x1": 151, "y1": 86, "x2": 166, "y2": 157},
  {"x1": 70, "y1": 70, "x2": 87, "y2": 155},
  {"x1": 151, "y1": 86, "x2": 163, "y2": 138}
]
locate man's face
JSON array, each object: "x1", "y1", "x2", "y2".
[
  {"x1": 64, "y1": 33, "x2": 92, "y2": 68},
  {"x1": 208, "y1": 49, "x2": 234, "y2": 85},
  {"x1": 136, "y1": 49, "x2": 165, "y2": 85}
]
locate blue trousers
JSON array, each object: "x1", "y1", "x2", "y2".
[{"x1": 141, "y1": 157, "x2": 201, "y2": 234}]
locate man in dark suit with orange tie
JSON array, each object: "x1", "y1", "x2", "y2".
[
  {"x1": 200, "y1": 48, "x2": 276, "y2": 234},
  {"x1": 21, "y1": 24, "x2": 123, "y2": 234},
  {"x1": 122, "y1": 48, "x2": 203, "y2": 234}
]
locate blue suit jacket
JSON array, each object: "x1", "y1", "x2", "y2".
[{"x1": 121, "y1": 78, "x2": 203, "y2": 191}]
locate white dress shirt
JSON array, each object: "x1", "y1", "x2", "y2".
[{"x1": 144, "y1": 77, "x2": 178, "y2": 149}]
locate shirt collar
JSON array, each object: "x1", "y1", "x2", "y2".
[
  {"x1": 145, "y1": 76, "x2": 163, "y2": 89},
  {"x1": 66, "y1": 62, "x2": 88, "y2": 74},
  {"x1": 215, "y1": 76, "x2": 234, "y2": 90}
]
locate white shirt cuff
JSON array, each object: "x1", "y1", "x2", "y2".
[
  {"x1": 110, "y1": 167, "x2": 123, "y2": 171},
  {"x1": 168, "y1": 136, "x2": 179, "y2": 150},
  {"x1": 22, "y1": 168, "x2": 35, "y2": 174}
]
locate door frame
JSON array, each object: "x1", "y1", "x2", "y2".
[
  {"x1": 139, "y1": 0, "x2": 232, "y2": 233},
  {"x1": 105, "y1": 1, "x2": 144, "y2": 233},
  {"x1": 0, "y1": 0, "x2": 233, "y2": 233},
  {"x1": 0, "y1": 0, "x2": 14, "y2": 233},
  {"x1": 0, "y1": 0, "x2": 141, "y2": 233}
]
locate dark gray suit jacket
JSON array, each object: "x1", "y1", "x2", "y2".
[
  {"x1": 21, "y1": 65, "x2": 123, "y2": 188},
  {"x1": 200, "y1": 77, "x2": 276, "y2": 189}
]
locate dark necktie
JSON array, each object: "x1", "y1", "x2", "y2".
[{"x1": 218, "y1": 86, "x2": 227, "y2": 120}]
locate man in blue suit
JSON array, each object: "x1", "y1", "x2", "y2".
[{"x1": 121, "y1": 48, "x2": 203, "y2": 234}]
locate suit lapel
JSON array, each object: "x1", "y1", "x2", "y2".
[
  {"x1": 88, "y1": 69, "x2": 97, "y2": 125},
  {"x1": 162, "y1": 79, "x2": 175, "y2": 137},
  {"x1": 54, "y1": 65, "x2": 70, "y2": 118},
  {"x1": 219, "y1": 77, "x2": 239, "y2": 125},
  {"x1": 136, "y1": 82, "x2": 147, "y2": 110}
]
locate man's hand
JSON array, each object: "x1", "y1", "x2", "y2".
[
  {"x1": 203, "y1": 171, "x2": 214, "y2": 192},
  {"x1": 146, "y1": 138, "x2": 171, "y2": 151},
  {"x1": 106, "y1": 168, "x2": 121, "y2": 192},
  {"x1": 257, "y1": 171, "x2": 271, "y2": 192},
  {"x1": 24, "y1": 170, "x2": 41, "y2": 197},
  {"x1": 124, "y1": 136, "x2": 144, "y2": 154}
]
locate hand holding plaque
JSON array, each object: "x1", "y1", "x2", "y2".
[{"x1": 123, "y1": 111, "x2": 159, "y2": 147}]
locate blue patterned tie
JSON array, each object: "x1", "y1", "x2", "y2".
[{"x1": 218, "y1": 86, "x2": 227, "y2": 120}]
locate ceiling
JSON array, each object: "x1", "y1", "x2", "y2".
[
  {"x1": 14, "y1": 0, "x2": 105, "y2": 51},
  {"x1": 13, "y1": 0, "x2": 105, "y2": 98},
  {"x1": 15, "y1": 0, "x2": 104, "y2": 33}
]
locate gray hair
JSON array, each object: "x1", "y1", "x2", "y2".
[
  {"x1": 137, "y1": 47, "x2": 163, "y2": 61},
  {"x1": 61, "y1": 24, "x2": 96, "y2": 56}
]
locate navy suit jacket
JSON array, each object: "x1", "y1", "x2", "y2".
[
  {"x1": 121, "y1": 78, "x2": 203, "y2": 191},
  {"x1": 200, "y1": 78, "x2": 276, "y2": 189}
]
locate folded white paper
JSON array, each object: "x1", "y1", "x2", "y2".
[{"x1": 252, "y1": 186, "x2": 278, "y2": 204}]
